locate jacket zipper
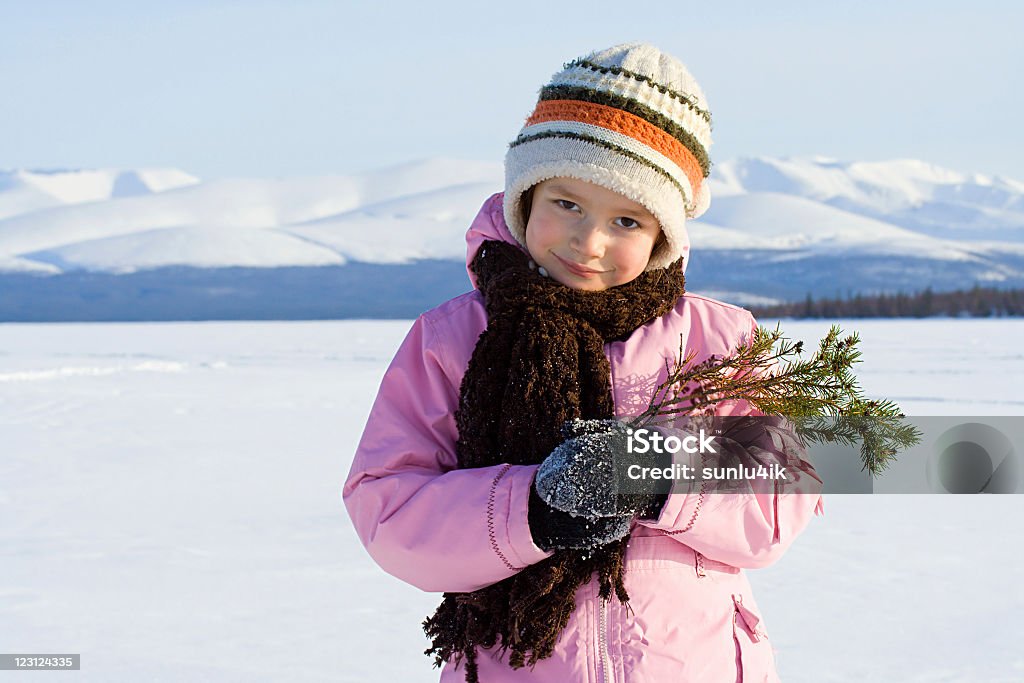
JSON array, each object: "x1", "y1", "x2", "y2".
[
  {"x1": 599, "y1": 597, "x2": 614, "y2": 683},
  {"x1": 733, "y1": 608, "x2": 744, "y2": 682}
]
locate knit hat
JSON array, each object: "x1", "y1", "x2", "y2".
[{"x1": 504, "y1": 42, "x2": 713, "y2": 270}]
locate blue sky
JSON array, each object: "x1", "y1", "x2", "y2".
[{"x1": 3, "y1": 0, "x2": 1022, "y2": 180}]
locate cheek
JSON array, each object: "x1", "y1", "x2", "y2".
[
  {"x1": 524, "y1": 213, "x2": 560, "y2": 254},
  {"x1": 612, "y1": 237, "x2": 657, "y2": 275}
]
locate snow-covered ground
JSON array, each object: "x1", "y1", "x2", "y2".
[{"x1": 1, "y1": 318, "x2": 1022, "y2": 681}]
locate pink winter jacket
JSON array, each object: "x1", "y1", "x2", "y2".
[{"x1": 344, "y1": 193, "x2": 824, "y2": 682}]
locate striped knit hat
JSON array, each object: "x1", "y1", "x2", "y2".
[{"x1": 504, "y1": 43, "x2": 712, "y2": 270}]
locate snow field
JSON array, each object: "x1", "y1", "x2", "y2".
[{"x1": 0, "y1": 319, "x2": 1022, "y2": 681}]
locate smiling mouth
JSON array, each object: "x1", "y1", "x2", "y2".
[{"x1": 555, "y1": 254, "x2": 606, "y2": 276}]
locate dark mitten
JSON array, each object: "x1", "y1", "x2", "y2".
[
  {"x1": 535, "y1": 418, "x2": 669, "y2": 518},
  {"x1": 527, "y1": 486, "x2": 632, "y2": 552},
  {"x1": 636, "y1": 492, "x2": 668, "y2": 520}
]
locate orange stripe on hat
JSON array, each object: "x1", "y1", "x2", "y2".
[{"x1": 526, "y1": 99, "x2": 704, "y2": 198}]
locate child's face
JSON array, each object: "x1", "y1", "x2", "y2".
[{"x1": 524, "y1": 177, "x2": 662, "y2": 291}]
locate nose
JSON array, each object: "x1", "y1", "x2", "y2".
[{"x1": 570, "y1": 221, "x2": 607, "y2": 258}]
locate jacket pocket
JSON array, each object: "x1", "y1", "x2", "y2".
[{"x1": 732, "y1": 594, "x2": 778, "y2": 683}]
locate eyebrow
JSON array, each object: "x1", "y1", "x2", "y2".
[
  {"x1": 545, "y1": 183, "x2": 653, "y2": 219},
  {"x1": 545, "y1": 182, "x2": 582, "y2": 200},
  {"x1": 614, "y1": 205, "x2": 651, "y2": 219}
]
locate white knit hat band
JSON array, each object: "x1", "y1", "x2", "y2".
[{"x1": 517, "y1": 120, "x2": 697, "y2": 208}]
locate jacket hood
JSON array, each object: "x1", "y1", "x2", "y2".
[
  {"x1": 465, "y1": 192, "x2": 689, "y2": 290},
  {"x1": 464, "y1": 193, "x2": 524, "y2": 289}
]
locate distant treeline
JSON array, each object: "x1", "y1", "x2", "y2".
[{"x1": 749, "y1": 286, "x2": 1024, "y2": 319}]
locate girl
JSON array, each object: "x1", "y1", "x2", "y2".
[{"x1": 344, "y1": 43, "x2": 823, "y2": 682}]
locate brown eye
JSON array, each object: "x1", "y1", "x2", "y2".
[
  {"x1": 616, "y1": 217, "x2": 641, "y2": 229},
  {"x1": 555, "y1": 199, "x2": 579, "y2": 212}
]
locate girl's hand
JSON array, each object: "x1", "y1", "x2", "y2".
[
  {"x1": 534, "y1": 419, "x2": 667, "y2": 519},
  {"x1": 527, "y1": 487, "x2": 632, "y2": 552}
]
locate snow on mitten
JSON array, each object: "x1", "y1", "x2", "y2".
[
  {"x1": 535, "y1": 418, "x2": 669, "y2": 519},
  {"x1": 527, "y1": 486, "x2": 632, "y2": 552}
]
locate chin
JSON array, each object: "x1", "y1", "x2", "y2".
[{"x1": 558, "y1": 276, "x2": 610, "y2": 292}]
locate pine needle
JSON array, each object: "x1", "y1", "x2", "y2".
[{"x1": 627, "y1": 324, "x2": 921, "y2": 474}]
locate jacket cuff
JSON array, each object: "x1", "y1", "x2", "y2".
[
  {"x1": 493, "y1": 464, "x2": 553, "y2": 569},
  {"x1": 634, "y1": 449, "x2": 704, "y2": 533},
  {"x1": 636, "y1": 480, "x2": 704, "y2": 534}
]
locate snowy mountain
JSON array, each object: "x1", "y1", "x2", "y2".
[
  {"x1": 710, "y1": 157, "x2": 1024, "y2": 241},
  {"x1": 0, "y1": 168, "x2": 200, "y2": 221},
  {"x1": 1, "y1": 157, "x2": 1022, "y2": 320}
]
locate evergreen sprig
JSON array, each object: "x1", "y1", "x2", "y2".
[{"x1": 628, "y1": 324, "x2": 921, "y2": 474}]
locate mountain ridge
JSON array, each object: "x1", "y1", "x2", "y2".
[{"x1": 2, "y1": 156, "x2": 1022, "y2": 319}]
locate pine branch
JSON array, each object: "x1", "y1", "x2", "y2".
[{"x1": 628, "y1": 324, "x2": 922, "y2": 474}]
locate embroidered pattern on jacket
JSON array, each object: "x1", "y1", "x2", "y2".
[
  {"x1": 487, "y1": 464, "x2": 524, "y2": 571},
  {"x1": 667, "y1": 451, "x2": 707, "y2": 535}
]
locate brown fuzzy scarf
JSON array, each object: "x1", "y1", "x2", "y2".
[{"x1": 423, "y1": 239, "x2": 686, "y2": 682}]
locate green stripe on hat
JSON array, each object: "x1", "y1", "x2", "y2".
[{"x1": 537, "y1": 85, "x2": 711, "y2": 177}]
